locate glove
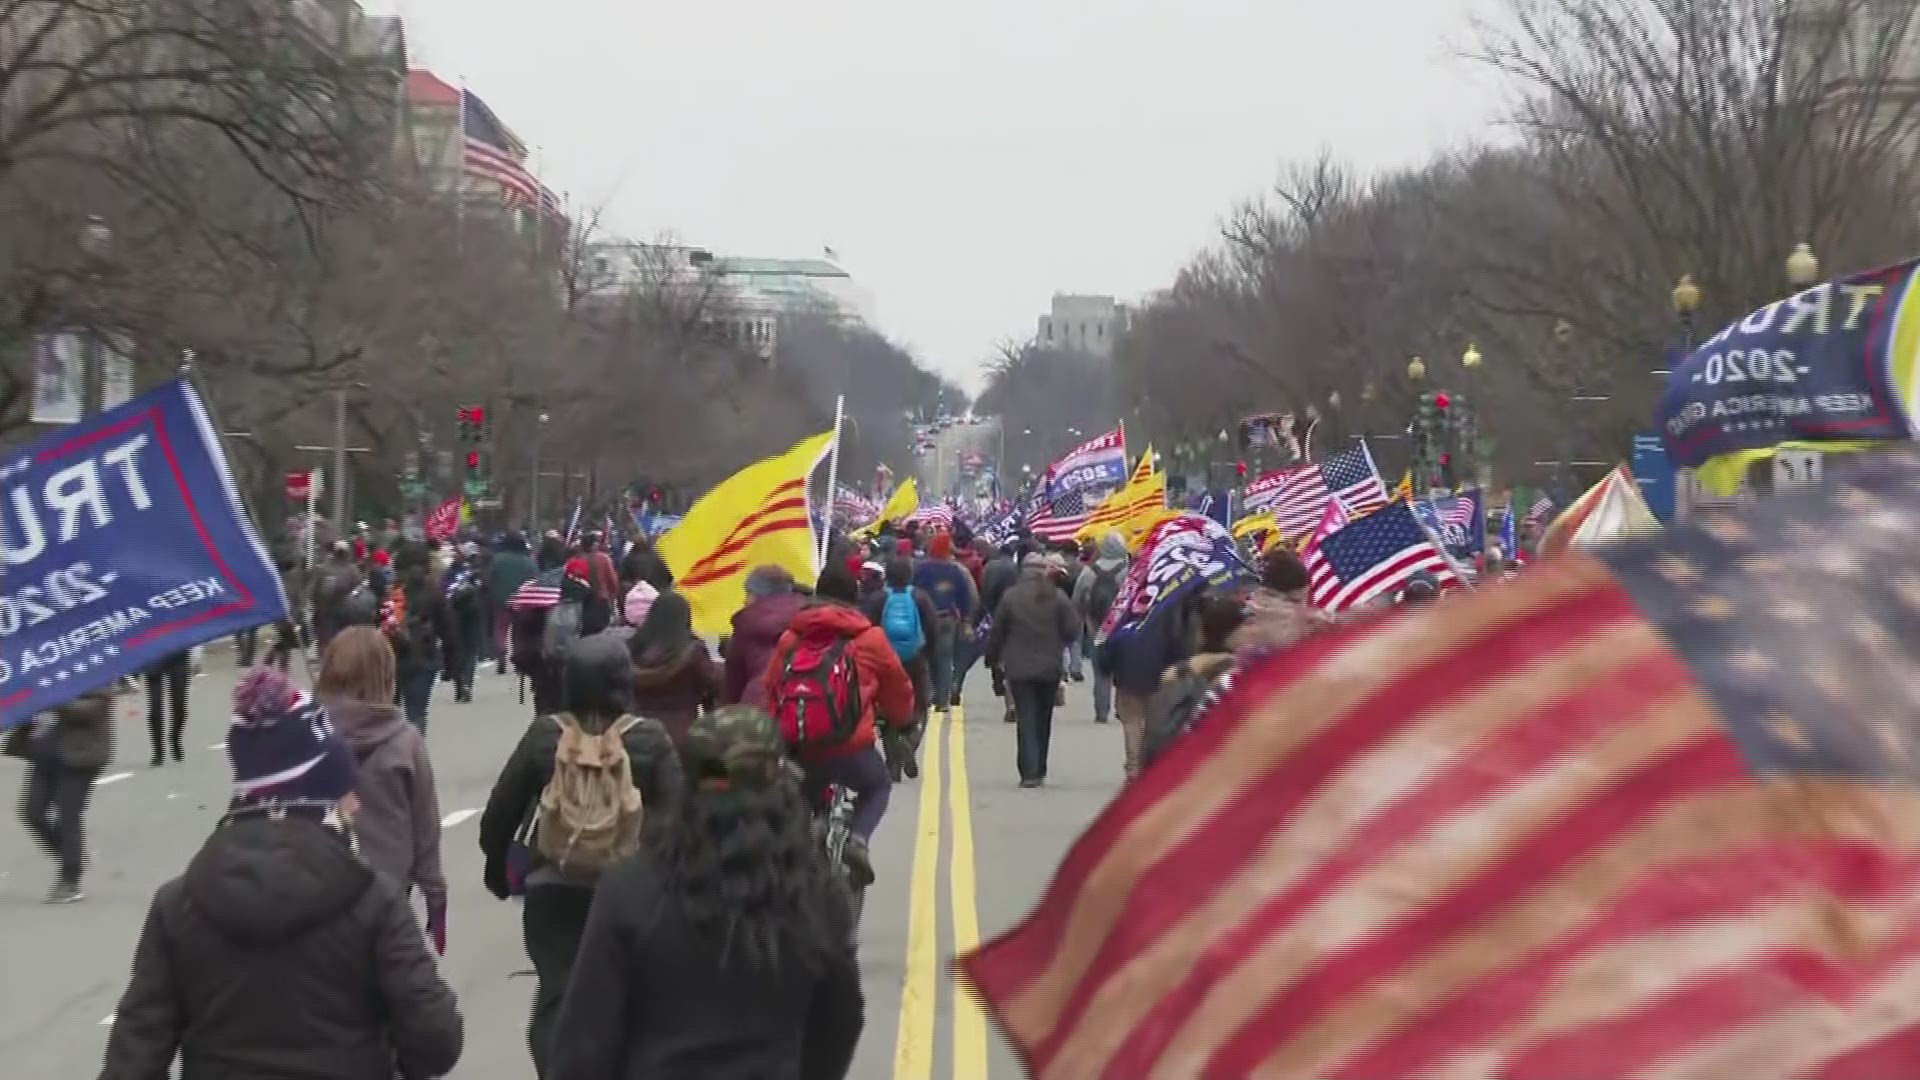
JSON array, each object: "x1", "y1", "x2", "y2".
[
  {"x1": 482, "y1": 858, "x2": 511, "y2": 901},
  {"x1": 426, "y1": 899, "x2": 447, "y2": 955}
]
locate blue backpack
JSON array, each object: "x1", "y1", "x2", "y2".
[{"x1": 881, "y1": 587, "x2": 924, "y2": 661}]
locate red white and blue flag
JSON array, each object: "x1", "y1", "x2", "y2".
[
  {"x1": 1268, "y1": 443, "x2": 1390, "y2": 537},
  {"x1": 1045, "y1": 427, "x2": 1128, "y2": 505},
  {"x1": 461, "y1": 89, "x2": 540, "y2": 206},
  {"x1": 1305, "y1": 500, "x2": 1457, "y2": 612}
]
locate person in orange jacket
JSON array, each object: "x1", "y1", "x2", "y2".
[{"x1": 762, "y1": 562, "x2": 914, "y2": 886}]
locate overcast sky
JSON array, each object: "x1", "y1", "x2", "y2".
[{"x1": 382, "y1": 0, "x2": 1503, "y2": 392}]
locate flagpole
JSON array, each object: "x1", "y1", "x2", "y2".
[{"x1": 818, "y1": 394, "x2": 844, "y2": 570}]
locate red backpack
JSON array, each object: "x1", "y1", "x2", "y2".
[{"x1": 769, "y1": 628, "x2": 863, "y2": 749}]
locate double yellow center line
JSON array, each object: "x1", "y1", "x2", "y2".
[{"x1": 893, "y1": 706, "x2": 990, "y2": 1080}]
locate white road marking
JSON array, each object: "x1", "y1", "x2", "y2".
[
  {"x1": 440, "y1": 808, "x2": 480, "y2": 829},
  {"x1": 98, "y1": 1014, "x2": 114, "y2": 1026},
  {"x1": 94, "y1": 772, "x2": 132, "y2": 787},
  {"x1": 207, "y1": 742, "x2": 225, "y2": 751}
]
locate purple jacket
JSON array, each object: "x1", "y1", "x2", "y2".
[
  {"x1": 722, "y1": 592, "x2": 808, "y2": 708},
  {"x1": 325, "y1": 697, "x2": 446, "y2": 911}
]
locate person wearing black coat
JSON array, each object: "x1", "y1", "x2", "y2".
[
  {"x1": 546, "y1": 706, "x2": 861, "y2": 1080},
  {"x1": 98, "y1": 668, "x2": 462, "y2": 1080},
  {"x1": 387, "y1": 541, "x2": 457, "y2": 733},
  {"x1": 478, "y1": 636, "x2": 686, "y2": 1079}
]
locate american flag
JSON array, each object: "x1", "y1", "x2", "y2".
[
  {"x1": 507, "y1": 570, "x2": 561, "y2": 612},
  {"x1": 1523, "y1": 492, "x2": 1556, "y2": 531},
  {"x1": 1298, "y1": 494, "x2": 1352, "y2": 602},
  {"x1": 963, "y1": 452, "x2": 1920, "y2": 1078},
  {"x1": 832, "y1": 485, "x2": 879, "y2": 527},
  {"x1": 1431, "y1": 491, "x2": 1479, "y2": 531},
  {"x1": 1028, "y1": 488, "x2": 1088, "y2": 543},
  {"x1": 1305, "y1": 500, "x2": 1456, "y2": 612},
  {"x1": 904, "y1": 504, "x2": 955, "y2": 531},
  {"x1": 1271, "y1": 443, "x2": 1390, "y2": 536},
  {"x1": 461, "y1": 90, "x2": 540, "y2": 206}
]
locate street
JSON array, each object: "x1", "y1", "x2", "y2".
[{"x1": 0, "y1": 656, "x2": 1122, "y2": 1080}]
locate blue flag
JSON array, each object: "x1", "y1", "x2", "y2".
[
  {"x1": 1097, "y1": 514, "x2": 1251, "y2": 649},
  {"x1": 0, "y1": 380, "x2": 287, "y2": 730},
  {"x1": 1657, "y1": 259, "x2": 1914, "y2": 471}
]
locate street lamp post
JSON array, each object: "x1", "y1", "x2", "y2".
[
  {"x1": 1786, "y1": 242, "x2": 1820, "y2": 291},
  {"x1": 1461, "y1": 342, "x2": 1489, "y2": 489},
  {"x1": 531, "y1": 411, "x2": 550, "y2": 530}
]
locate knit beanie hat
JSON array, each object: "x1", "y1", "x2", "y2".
[
  {"x1": 623, "y1": 580, "x2": 659, "y2": 626},
  {"x1": 928, "y1": 533, "x2": 953, "y2": 560},
  {"x1": 227, "y1": 668, "x2": 357, "y2": 810},
  {"x1": 743, "y1": 564, "x2": 794, "y2": 600}
]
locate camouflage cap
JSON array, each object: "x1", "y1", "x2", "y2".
[{"x1": 685, "y1": 705, "x2": 786, "y2": 791}]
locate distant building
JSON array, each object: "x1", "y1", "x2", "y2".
[
  {"x1": 581, "y1": 241, "x2": 779, "y2": 360},
  {"x1": 1788, "y1": 0, "x2": 1920, "y2": 159},
  {"x1": 1036, "y1": 294, "x2": 1129, "y2": 358},
  {"x1": 710, "y1": 257, "x2": 873, "y2": 326},
  {"x1": 403, "y1": 69, "x2": 563, "y2": 257}
]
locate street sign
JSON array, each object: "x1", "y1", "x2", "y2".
[
  {"x1": 284, "y1": 469, "x2": 321, "y2": 501},
  {"x1": 473, "y1": 497, "x2": 503, "y2": 510},
  {"x1": 1773, "y1": 448, "x2": 1822, "y2": 491}
]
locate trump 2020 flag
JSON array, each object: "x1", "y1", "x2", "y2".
[
  {"x1": 963, "y1": 448, "x2": 1920, "y2": 1079},
  {"x1": 1097, "y1": 513, "x2": 1251, "y2": 649},
  {"x1": 0, "y1": 380, "x2": 287, "y2": 730}
]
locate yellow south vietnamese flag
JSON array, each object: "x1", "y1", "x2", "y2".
[
  {"x1": 660, "y1": 430, "x2": 834, "y2": 635},
  {"x1": 1393, "y1": 470, "x2": 1414, "y2": 502},
  {"x1": 1075, "y1": 448, "x2": 1166, "y2": 546},
  {"x1": 852, "y1": 478, "x2": 919, "y2": 540}
]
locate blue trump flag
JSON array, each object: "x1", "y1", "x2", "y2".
[
  {"x1": 1657, "y1": 258, "x2": 1916, "y2": 473},
  {"x1": 0, "y1": 379, "x2": 286, "y2": 730},
  {"x1": 1096, "y1": 513, "x2": 1251, "y2": 650},
  {"x1": 1412, "y1": 488, "x2": 1485, "y2": 565}
]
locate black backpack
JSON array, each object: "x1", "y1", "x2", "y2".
[{"x1": 1140, "y1": 655, "x2": 1236, "y2": 772}]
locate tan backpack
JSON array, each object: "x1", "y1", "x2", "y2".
[{"x1": 532, "y1": 713, "x2": 645, "y2": 878}]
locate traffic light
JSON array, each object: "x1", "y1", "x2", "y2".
[
  {"x1": 456, "y1": 405, "x2": 487, "y2": 442},
  {"x1": 465, "y1": 450, "x2": 481, "y2": 470}
]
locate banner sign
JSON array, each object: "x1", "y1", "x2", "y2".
[
  {"x1": 0, "y1": 380, "x2": 287, "y2": 730},
  {"x1": 1045, "y1": 427, "x2": 1127, "y2": 504},
  {"x1": 1657, "y1": 259, "x2": 1916, "y2": 469},
  {"x1": 1632, "y1": 433, "x2": 1677, "y2": 524},
  {"x1": 1097, "y1": 513, "x2": 1251, "y2": 648}
]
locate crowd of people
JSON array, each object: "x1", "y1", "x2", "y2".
[{"x1": 5, "y1": 493, "x2": 1469, "y2": 1078}]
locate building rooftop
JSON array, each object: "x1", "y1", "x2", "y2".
[
  {"x1": 711, "y1": 257, "x2": 850, "y2": 278},
  {"x1": 406, "y1": 69, "x2": 459, "y2": 107}
]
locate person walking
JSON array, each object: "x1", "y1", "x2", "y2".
[
  {"x1": 912, "y1": 532, "x2": 978, "y2": 714},
  {"x1": 488, "y1": 532, "x2": 537, "y2": 675},
  {"x1": 317, "y1": 627, "x2": 449, "y2": 955},
  {"x1": 478, "y1": 636, "x2": 685, "y2": 1079},
  {"x1": 144, "y1": 649, "x2": 192, "y2": 767},
  {"x1": 546, "y1": 706, "x2": 863, "y2": 1080},
  {"x1": 618, "y1": 531, "x2": 675, "y2": 595},
  {"x1": 721, "y1": 565, "x2": 807, "y2": 708},
  {"x1": 97, "y1": 667, "x2": 463, "y2": 1080},
  {"x1": 309, "y1": 541, "x2": 364, "y2": 656},
  {"x1": 384, "y1": 540, "x2": 455, "y2": 733},
  {"x1": 1073, "y1": 533, "x2": 1130, "y2": 725},
  {"x1": 859, "y1": 557, "x2": 938, "y2": 781},
  {"x1": 13, "y1": 685, "x2": 113, "y2": 903},
  {"x1": 443, "y1": 543, "x2": 488, "y2": 703},
  {"x1": 987, "y1": 553, "x2": 1080, "y2": 787},
  {"x1": 979, "y1": 540, "x2": 1023, "y2": 724},
  {"x1": 627, "y1": 589, "x2": 721, "y2": 747}
]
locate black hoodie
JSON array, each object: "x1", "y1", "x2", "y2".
[{"x1": 98, "y1": 815, "x2": 463, "y2": 1080}]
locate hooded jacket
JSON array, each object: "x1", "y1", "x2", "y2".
[
  {"x1": 325, "y1": 698, "x2": 446, "y2": 911},
  {"x1": 723, "y1": 591, "x2": 808, "y2": 708},
  {"x1": 34, "y1": 687, "x2": 113, "y2": 769},
  {"x1": 631, "y1": 643, "x2": 721, "y2": 747},
  {"x1": 487, "y1": 544, "x2": 537, "y2": 610},
  {"x1": 98, "y1": 816, "x2": 462, "y2": 1080},
  {"x1": 1073, "y1": 534, "x2": 1130, "y2": 628},
  {"x1": 986, "y1": 567, "x2": 1080, "y2": 683},
  {"x1": 762, "y1": 601, "x2": 916, "y2": 760}
]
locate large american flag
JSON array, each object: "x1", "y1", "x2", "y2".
[
  {"x1": 1523, "y1": 492, "x2": 1556, "y2": 532},
  {"x1": 1028, "y1": 488, "x2": 1088, "y2": 543},
  {"x1": 462, "y1": 90, "x2": 540, "y2": 206},
  {"x1": 1270, "y1": 443, "x2": 1389, "y2": 537},
  {"x1": 1304, "y1": 499, "x2": 1455, "y2": 611},
  {"x1": 963, "y1": 451, "x2": 1920, "y2": 1078}
]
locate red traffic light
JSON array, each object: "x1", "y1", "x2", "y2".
[
  {"x1": 465, "y1": 451, "x2": 480, "y2": 469},
  {"x1": 1439, "y1": 452, "x2": 1452, "y2": 466},
  {"x1": 1433, "y1": 392, "x2": 1451, "y2": 410},
  {"x1": 1235, "y1": 460, "x2": 1248, "y2": 478},
  {"x1": 470, "y1": 406, "x2": 485, "y2": 425}
]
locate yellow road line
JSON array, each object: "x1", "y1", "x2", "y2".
[
  {"x1": 948, "y1": 705, "x2": 990, "y2": 1080},
  {"x1": 893, "y1": 709, "x2": 945, "y2": 1079}
]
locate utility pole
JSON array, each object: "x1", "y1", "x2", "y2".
[{"x1": 332, "y1": 389, "x2": 348, "y2": 534}]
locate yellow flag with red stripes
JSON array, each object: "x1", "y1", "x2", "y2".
[{"x1": 660, "y1": 430, "x2": 834, "y2": 635}]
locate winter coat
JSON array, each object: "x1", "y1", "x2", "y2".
[
  {"x1": 325, "y1": 698, "x2": 446, "y2": 911},
  {"x1": 762, "y1": 601, "x2": 916, "y2": 761},
  {"x1": 630, "y1": 644, "x2": 721, "y2": 747},
  {"x1": 1073, "y1": 536, "x2": 1130, "y2": 628},
  {"x1": 979, "y1": 555, "x2": 1019, "y2": 625},
  {"x1": 723, "y1": 592, "x2": 808, "y2": 707},
  {"x1": 544, "y1": 850, "x2": 863, "y2": 1080},
  {"x1": 911, "y1": 557, "x2": 978, "y2": 621},
  {"x1": 389, "y1": 574, "x2": 456, "y2": 677},
  {"x1": 987, "y1": 571, "x2": 1080, "y2": 684},
  {"x1": 487, "y1": 548, "x2": 537, "y2": 610},
  {"x1": 98, "y1": 815, "x2": 462, "y2": 1080},
  {"x1": 37, "y1": 688, "x2": 114, "y2": 770},
  {"x1": 478, "y1": 711, "x2": 685, "y2": 889}
]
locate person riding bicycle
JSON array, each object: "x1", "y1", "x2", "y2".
[{"x1": 762, "y1": 563, "x2": 914, "y2": 887}]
